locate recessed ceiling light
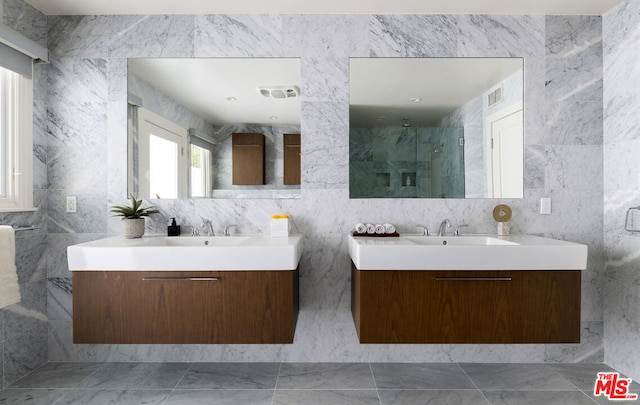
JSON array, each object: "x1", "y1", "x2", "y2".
[
  {"x1": 410, "y1": 97, "x2": 422, "y2": 103},
  {"x1": 269, "y1": 116, "x2": 279, "y2": 120},
  {"x1": 226, "y1": 96, "x2": 237, "y2": 102},
  {"x1": 376, "y1": 116, "x2": 386, "y2": 121}
]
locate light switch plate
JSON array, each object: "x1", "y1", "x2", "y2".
[{"x1": 540, "y1": 197, "x2": 551, "y2": 215}]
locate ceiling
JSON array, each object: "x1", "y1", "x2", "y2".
[
  {"x1": 350, "y1": 58, "x2": 523, "y2": 128},
  {"x1": 128, "y1": 58, "x2": 301, "y2": 126},
  {"x1": 24, "y1": 0, "x2": 623, "y2": 16}
]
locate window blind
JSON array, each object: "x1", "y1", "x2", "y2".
[{"x1": 0, "y1": 24, "x2": 49, "y2": 78}]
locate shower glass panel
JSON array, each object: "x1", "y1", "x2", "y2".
[{"x1": 349, "y1": 126, "x2": 465, "y2": 198}]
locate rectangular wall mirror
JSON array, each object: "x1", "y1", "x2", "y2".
[
  {"x1": 127, "y1": 58, "x2": 301, "y2": 199},
  {"x1": 349, "y1": 57, "x2": 524, "y2": 199}
]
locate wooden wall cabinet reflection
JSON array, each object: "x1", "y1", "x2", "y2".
[
  {"x1": 283, "y1": 133, "x2": 301, "y2": 185},
  {"x1": 232, "y1": 133, "x2": 265, "y2": 185}
]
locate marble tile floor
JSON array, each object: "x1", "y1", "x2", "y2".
[{"x1": 1, "y1": 362, "x2": 638, "y2": 405}]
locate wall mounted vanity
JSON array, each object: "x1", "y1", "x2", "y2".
[
  {"x1": 349, "y1": 234, "x2": 587, "y2": 344},
  {"x1": 68, "y1": 235, "x2": 303, "y2": 344}
]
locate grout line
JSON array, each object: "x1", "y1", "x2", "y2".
[
  {"x1": 160, "y1": 361, "x2": 193, "y2": 404},
  {"x1": 271, "y1": 361, "x2": 283, "y2": 405},
  {"x1": 4, "y1": 360, "x2": 51, "y2": 389},
  {"x1": 1, "y1": 331, "x2": 4, "y2": 390},
  {"x1": 456, "y1": 362, "x2": 493, "y2": 405},
  {"x1": 171, "y1": 362, "x2": 192, "y2": 390},
  {"x1": 68, "y1": 361, "x2": 105, "y2": 391},
  {"x1": 544, "y1": 364, "x2": 585, "y2": 392},
  {"x1": 368, "y1": 361, "x2": 383, "y2": 405}
]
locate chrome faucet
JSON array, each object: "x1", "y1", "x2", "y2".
[
  {"x1": 438, "y1": 219, "x2": 451, "y2": 237},
  {"x1": 201, "y1": 219, "x2": 215, "y2": 236},
  {"x1": 454, "y1": 224, "x2": 469, "y2": 236},
  {"x1": 415, "y1": 224, "x2": 430, "y2": 236},
  {"x1": 223, "y1": 224, "x2": 237, "y2": 236}
]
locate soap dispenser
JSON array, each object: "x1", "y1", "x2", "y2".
[{"x1": 167, "y1": 218, "x2": 181, "y2": 236}]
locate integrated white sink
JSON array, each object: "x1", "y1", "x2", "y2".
[
  {"x1": 161, "y1": 236, "x2": 251, "y2": 247},
  {"x1": 68, "y1": 234, "x2": 303, "y2": 271},
  {"x1": 348, "y1": 234, "x2": 587, "y2": 270},
  {"x1": 403, "y1": 235, "x2": 519, "y2": 246}
]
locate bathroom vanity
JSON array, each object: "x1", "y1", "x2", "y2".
[
  {"x1": 68, "y1": 234, "x2": 302, "y2": 344},
  {"x1": 73, "y1": 269, "x2": 297, "y2": 344},
  {"x1": 349, "y1": 234, "x2": 587, "y2": 344}
]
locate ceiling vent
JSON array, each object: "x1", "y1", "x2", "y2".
[
  {"x1": 487, "y1": 84, "x2": 503, "y2": 108},
  {"x1": 258, "y1": 86, "x2": 300, "y2": 99}
]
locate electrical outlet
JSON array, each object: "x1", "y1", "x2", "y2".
[
  {"x1": 66, "y1": 196, "x2": 77, "y2": 213},
  {"x1": 540, "y1": 197, "x2": 551, "y2": 215}
]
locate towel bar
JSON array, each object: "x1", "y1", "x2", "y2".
[
  {"x1": 624, "y1": 207, "x2": 640, "y2": 233},
  {"x1": 11, "y1": 225, "x2": 40, "y2": 232}
]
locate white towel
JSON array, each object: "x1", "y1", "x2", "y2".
[
  {"x1": 375, "y1": 224, "x2": 385, "y2": 234},
  {"x1": 366, "y1": 223, "x2": 376, "y2": 234},
  {"x1": 354, "y1": 223, "x2": 367, "y2": 234},
  {"x1": 0, "y1": 226, "x2": 20, "y2": 309},
  {"x1": 383, "y1": 223, "x2": 396, "y2": 234}
]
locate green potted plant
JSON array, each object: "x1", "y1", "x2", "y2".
[{"x1": 110, "y1": 194, "x2": 160, "y2": 238}]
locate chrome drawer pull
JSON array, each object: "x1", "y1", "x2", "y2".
[
  {"x1": 434, "y1": 277, "x2": 512, "y2": 281},
  {"x1": 142, "y1": 277, "x2": 219, "y2": 281}
]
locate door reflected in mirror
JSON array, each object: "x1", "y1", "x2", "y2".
[
  {"x1": 349, "y1": 57, "x2": 524, "y2": 199},
  {"x1": 127, "y1": 58, "x2": 301, "y2": 200}
]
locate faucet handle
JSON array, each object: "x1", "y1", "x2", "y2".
[
  {"x1": 454, "y1": 224, "x2": 469, "y2": 236},
  {"x1": 415, "y1": 224, "x2": 430, "y2": 236},
  {"x1": 190, "y1": 225, "x2": 200, "y2": 236},
  {"x1": 223, "y1": 224, "x2": 237, "y2": 236},
  {"x1": 200, "y1": 219, "x2": 215, "y2": 236}
]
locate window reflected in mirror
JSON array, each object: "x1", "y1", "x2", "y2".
[
  {"x1": 130, "y1": 107, "x2": 187, "y2": 199},
  {"x1": 190, "y1": 144, "x2": 212, "y2": 198},
  {"x1": 149, "y1": 134, "x2": 180, "y2": 199}
]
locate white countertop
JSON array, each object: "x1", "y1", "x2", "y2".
[
  {"x1": 348, "y1": 234, "x2": 588, "y2": 270},
  {"x1": 67, "y1": 234, "x2": 303, "y2": 271}
]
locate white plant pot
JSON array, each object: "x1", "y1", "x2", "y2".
[{"x1": 123, "y1": 218, "x2": 145, "y2": 239}]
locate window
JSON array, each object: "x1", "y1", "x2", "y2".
[
  {"x1": 190, "y1": 143, "x2": 212, "y2": 198},
  {"x1": 0, "y1": 66, "x2": 34, "y2": 211},
  {"x1": 134, "y1": 108, "x2": 187, "y2": 199}
]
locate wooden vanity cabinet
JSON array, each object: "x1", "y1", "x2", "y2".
[
  {"x1": 283, "y1": 133, "x2": 301, "y2": 185},
  {"x1": 351, "y1": 263, "x2": 580, "y2": 344},
  {"x1": 73, "y1": 269, "x2": 298, "y2": 344},
  {"x1": 232, "y1": 133, "x2": 265, "y2": 185}
]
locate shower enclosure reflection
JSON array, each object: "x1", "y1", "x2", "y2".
[
  {"x1": 350, "y1": 126, "x2": 465, "y2": 198},
  {"x1": 349, "y1": 57, "x2": 524, "y2": 199}
]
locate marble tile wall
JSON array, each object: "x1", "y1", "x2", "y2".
[
  {"x1": 0, "y1": 0, "x2": 48, "y2": 388},
  {"x1": 603, "y1": 0, "x2": 640, "y2": 382},
  {"x1": 542, "y1": 15, "x2": 604, "y2": 365},
  {"x1": 42, "y1": 13, "x2": 606, "y2": 365}
]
